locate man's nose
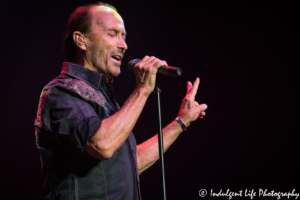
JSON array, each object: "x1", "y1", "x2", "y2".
[{"x1": 117, "y1": 38, "x2": 128, "y2": 53}]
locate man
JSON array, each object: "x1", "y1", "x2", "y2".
[{"x1": 35, "y1": 2, "x2": 207, "y2": 200}]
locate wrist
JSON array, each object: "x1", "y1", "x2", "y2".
[
  {"x1": 175, "y1": 117, "x2": 187, "y2": 131},
  {"x1": 135, "y1": 86, "x2": 152, "y2": 97}
]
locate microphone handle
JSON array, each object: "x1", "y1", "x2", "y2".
[
  {"x1": 159, "y1": 66, "x2": 182, "y2": 76},
  {"x1": 128, "y1": 59, "x2": 182, "y2": 77}
]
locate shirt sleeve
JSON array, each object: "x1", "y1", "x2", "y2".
[{"x1": 37, "y1": 85, "x2": 102, "y2": 152}]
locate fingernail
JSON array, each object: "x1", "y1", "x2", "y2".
[{"x1": 204, "y1": 104, "x2": 207, "y2": 109}]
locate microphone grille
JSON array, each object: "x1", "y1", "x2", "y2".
[{"x1": 128, "y1": 59, "x2": 141, "y2": 73}]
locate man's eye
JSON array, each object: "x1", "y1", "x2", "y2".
[{"x1": 108, "y1": 31, "x2": 117, "y2": 36}]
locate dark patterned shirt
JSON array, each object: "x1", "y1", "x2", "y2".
[{"x1": 35, "y1": 62, "x2": 141, "y2": 200}]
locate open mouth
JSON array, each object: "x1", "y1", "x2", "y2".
[{"x1": 111, "y1": 55, "x2": 122, "y2": 62}]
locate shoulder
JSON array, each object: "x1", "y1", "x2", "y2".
[
  {"x1": 35, "y1": 75, "x2": 102, "y2": 129},
  {"x1": 41, "y1": 75, "x2": 106, "y2": 107}
]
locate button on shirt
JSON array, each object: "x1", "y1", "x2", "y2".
[{"x1": 35, "y1": 62, "x2": 141, "y2": 200}]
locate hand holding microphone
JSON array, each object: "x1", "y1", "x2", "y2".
[
  {"x1": 128, "y1": 56, "x2": 176, "y2": 96},
  {"x1": 128, "y1": 58, "x2": 182, "y2": 77}
]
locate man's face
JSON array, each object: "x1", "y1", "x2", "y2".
[{"x1": 85, "y1": 6, "x2": 128, "y2": 78}]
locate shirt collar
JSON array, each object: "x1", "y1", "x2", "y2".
[{"x1": 61, "y1": 62, "x2": 113, "y2": 91}]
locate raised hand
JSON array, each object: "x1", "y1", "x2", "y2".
[{"x1": 177, "y1": 78, "x2": 207, "y2": 127}]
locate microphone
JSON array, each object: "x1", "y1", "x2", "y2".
[{"x1": 128, "y1": 59, "x2": 182, "y2": 76}]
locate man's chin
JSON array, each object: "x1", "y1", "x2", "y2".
[{"x1": 107, "y1": 69, "x2": 121, "y2": 79}]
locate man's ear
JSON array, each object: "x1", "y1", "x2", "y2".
[{"x1": 73, "y1": 31, "x2": 86, "y2": 51}]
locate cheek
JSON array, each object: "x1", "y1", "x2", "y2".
[{"x1": 88, "y1": 37, "x2": 115, "y2": 62}]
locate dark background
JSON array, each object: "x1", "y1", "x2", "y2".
[{"x1": 0, "y1": 1, "x2": 299, "y2": 199}]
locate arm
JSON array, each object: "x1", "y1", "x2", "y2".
[
  {"x1": 137, "y1": 78, "x2": 208, "y2": 174},
  {"x1": 86, "y1": 56, "x2": 168, "y2": 160}
]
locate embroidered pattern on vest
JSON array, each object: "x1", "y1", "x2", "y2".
[
  {"x1": 68, "y1": 79, "x2": 106, "y2": 107},
  {"x1": 35, "y1": 89, "x2": 51, "y2": 128}
]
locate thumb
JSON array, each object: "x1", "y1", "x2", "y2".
[{"x1": 199, "y1": 104, "x2": 208, "y2": 111}]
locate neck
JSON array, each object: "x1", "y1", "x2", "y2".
[
  {"x1": 72, "y1": 55, "x2": 114, "y2": 81},
  {"x1": 72, "y1": 54, "x2": 99, "y2": 73}
]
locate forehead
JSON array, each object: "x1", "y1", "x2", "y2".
[{"x1": 90, "y1": 6, "x2": 125, "y2": 32}]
